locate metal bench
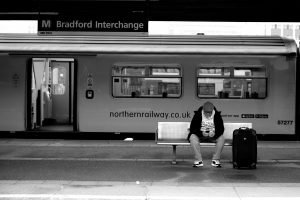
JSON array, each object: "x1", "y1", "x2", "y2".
[{"x1": 156, "y1": 122, "x2": 252, "y2": 164}]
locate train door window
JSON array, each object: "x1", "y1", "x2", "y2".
[
  {"x1": 112, "y1": 64, "x2": 182, "y2": 98},
  {"x1": 197, "y1": 65, "x2": 267, "y2": 99},
  {"x1": 52, "y1": 66, "x2": 66, "y2": 95}
]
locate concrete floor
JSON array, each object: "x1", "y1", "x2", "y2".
[{"x1": 0, "y1": 139, "x2": 300, "y2": 199}]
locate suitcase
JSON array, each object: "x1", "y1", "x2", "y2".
[{"x1": 232, "y1": 127, "x2": 257, "y2": 169}]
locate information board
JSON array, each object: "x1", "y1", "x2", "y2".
[{"x1": 38, "y1": 12, "x2": 148, "y2": 36}]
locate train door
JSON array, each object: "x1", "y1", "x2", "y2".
[
  {"x1": 51, "y1": 61, "x2": 70, "y2": 124},
  {"x1": 28, "y1": 58, "x2": 77, "y2": 132}
]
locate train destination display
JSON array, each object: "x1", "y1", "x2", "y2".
[{"x1": 38, "y1": 11, "x2": 148, "y2": 36}]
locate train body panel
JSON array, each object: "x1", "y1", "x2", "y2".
[
  {"x1": 0, "y1": 35, "x2": 297, "y2": 136},
  {"x1": 76, "y1": 54, "x2": 295, "y2": 135},
  {"x1": 0, "y1": 55, "x2": 26, "y2": 131}
]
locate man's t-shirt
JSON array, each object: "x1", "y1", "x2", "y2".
[{"x1": 200, "y1": 110, "x2": 215, "y2": 138}]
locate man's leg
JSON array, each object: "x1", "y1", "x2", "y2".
[
  {"x1": 190, "y1": 134, "x2": 202, "y2": 161},
  {"x1": 212, "y1": 134, "x2": 225, "y2": 160}
]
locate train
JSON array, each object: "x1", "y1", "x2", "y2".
[{"x1": 0, "y1": 34, "x2": 298, "y2": 139}]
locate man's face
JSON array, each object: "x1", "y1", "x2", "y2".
[{"x1": 204, "y1": 110, "x2": 213, "y2": 118}]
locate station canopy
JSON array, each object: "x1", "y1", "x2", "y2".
[{"x1": 0, "y1": 0, "x2": 300, "y2": 22}]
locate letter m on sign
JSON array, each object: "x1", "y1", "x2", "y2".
[{"x1": 42, "y1": 20, "x2": 51, "y2": 28}]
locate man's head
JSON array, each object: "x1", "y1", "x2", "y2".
[{"x1": 203, "y1": 101, "x2": 214, "y2": 117}]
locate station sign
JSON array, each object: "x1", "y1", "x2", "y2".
[{"x1": 38, "y1": 12, "x2": 148, "y2": 36}]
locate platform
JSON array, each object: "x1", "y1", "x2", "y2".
[{"x1": 0, "y1": 138, "x2": 300, "y2": 199}]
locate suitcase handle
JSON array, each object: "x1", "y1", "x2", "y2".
[{"x1": 239, "y1": 127, "x2": 250, "y2": 130}]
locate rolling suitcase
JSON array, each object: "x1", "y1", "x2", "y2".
[{"x1": 232, "y1": 127, "x2": 257, "y2": 169}]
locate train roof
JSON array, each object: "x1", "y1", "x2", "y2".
[{"x1": 0, "y1": 34, "x2": 297, "y2": 55}]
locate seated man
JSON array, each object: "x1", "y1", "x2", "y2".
[{"x1": 187, "y1": 101, "x2": 225, "y2": 168}]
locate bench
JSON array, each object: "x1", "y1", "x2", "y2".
[{"x1": 156, "y1": 122, "x2": 252, "y2": 164}]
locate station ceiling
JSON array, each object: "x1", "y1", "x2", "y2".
[{"x1": 0, "y1": 0, "x2": 299, "y2": 22}]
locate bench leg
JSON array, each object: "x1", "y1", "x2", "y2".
[{"x1": 172, "y1": 145, "x2": 177, "y2": 164}]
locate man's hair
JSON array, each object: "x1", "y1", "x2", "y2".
[{"x1": 203, "y1": 101, "x2": 214, "y2": 112}]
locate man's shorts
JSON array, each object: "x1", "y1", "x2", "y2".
[
  {"x1": 198, "y1": 135, "x2": 217, "y2": 143},
  {"x1": 189, "y1": 132, "x2": 217, "y2": 143},
  {"x1": 188, "y1": 130, "x2": 222, "y2": 142}
]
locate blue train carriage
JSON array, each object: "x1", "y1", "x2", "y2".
[{"x1": 0, "y1": 34, "x2": 297, "y2": 138}]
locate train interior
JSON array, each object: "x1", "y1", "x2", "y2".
[{"x1": 29, "y1": 58, "x2": 76, "y2": 132}]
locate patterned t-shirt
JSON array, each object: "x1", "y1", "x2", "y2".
[{"x1": 200, "y1": 110, "x2": 215, "y2": 137}]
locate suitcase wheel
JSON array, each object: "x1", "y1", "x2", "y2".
[
  {"x1": 233, "y1": 162, "x2": 256, "y2": 169},
  {"x1": 233, "y1": 162, "x2": 238, "y2": 169},
  {"x1": 250, "y1": 163, "x2": 256, "y2": 169}
]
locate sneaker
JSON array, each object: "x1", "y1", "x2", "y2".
[
  {"x1": 211, "y1": 159, "x2": 222, "y2": 168},
  {"x1": 193, "y1": 160, "x2": 204, "y2": 168}
]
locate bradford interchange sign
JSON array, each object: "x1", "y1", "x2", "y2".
[{"x1": 38, "y1": 15, "x2": 148, "y2": 36}]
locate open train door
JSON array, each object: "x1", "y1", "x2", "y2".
[{"x1": 27, "y1": 58, "x2": 77, "y2": 132}]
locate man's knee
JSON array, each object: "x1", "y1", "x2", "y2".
[
  {"x1": 216, "y1": 135, "x2": 225, "y2": 144},
  {"x1": 189, "y1": 134, "x2": 199, "y2": 143}
]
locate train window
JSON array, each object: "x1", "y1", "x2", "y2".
[
  {"x1": 112, "y1": 64, "x2": 182, "y2": 98},
  {"x1": 197, "y1": 65, "x2": 267, "y2": 99},
  {"x1": 234, "y1": 67, "x2": 266, "y2": 77},
  {"x1": 52, "y1": 67, "x2": 66, "y2": 95},
  {"x1": 112, "y1": 66, "x2": 146, "y2": 76},
  {"x1": 198, "y1": 68, "x2": 230, "y2": 76},
  {"x1": 150, "y1": 67, "x2": 181, "y2": 76}
]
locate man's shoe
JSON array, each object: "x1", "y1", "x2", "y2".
[
  {"x1": 211, "y1": 159, "x2": 222, "y2": 168},
  {"x1": 193, "y1": 160, "x2": 204, "y2": 168}
]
